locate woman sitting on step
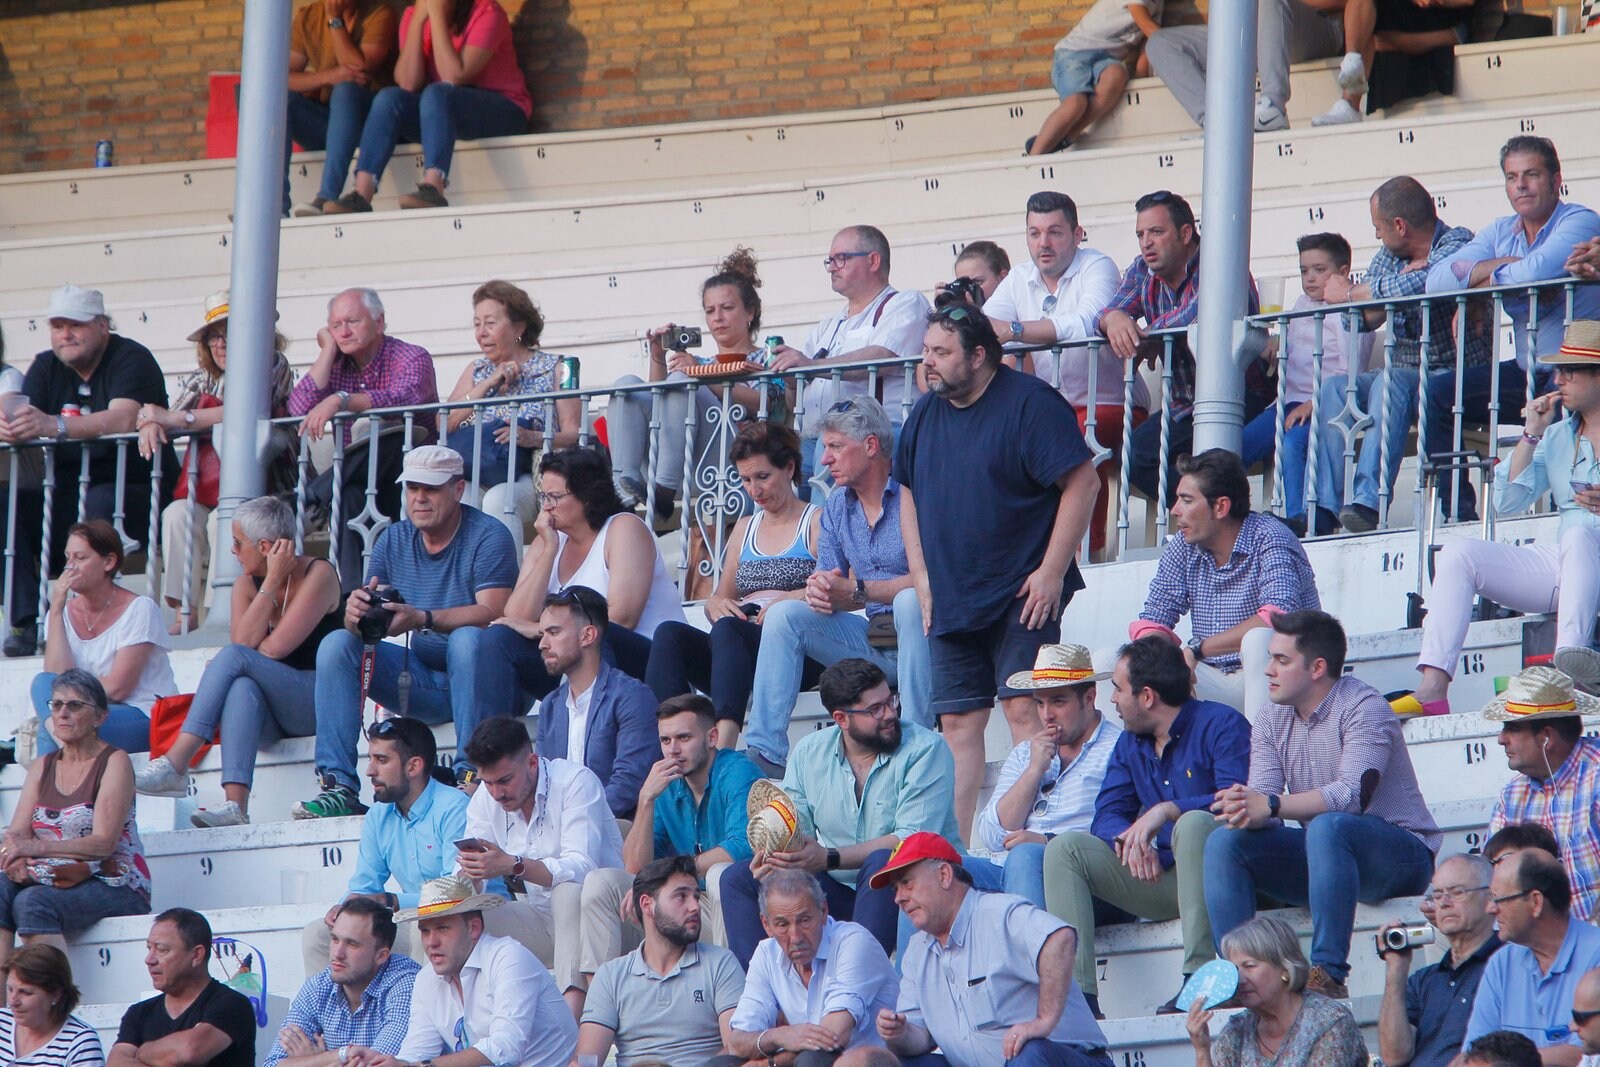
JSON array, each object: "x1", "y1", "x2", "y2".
[{"x1": 134, "y1": 496, "x2": 343, "y2": 828}]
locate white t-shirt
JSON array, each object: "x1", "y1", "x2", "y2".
[
  {"x1": 65, "y1": 594, "x2": 178, "y2": 712},
  {"x1": 1059, "y1": 0, "x2": 1165, "y2": 56},
  {"x1": 800, "y1": 286, "x2": 933, "y2": 427},
  {"x1": 0, "y1": 365, "x2": 24, "y2": 395}
]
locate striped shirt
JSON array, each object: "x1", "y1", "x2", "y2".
[
  {"x1": 1250, "y1": 675, "x2": 1442, "y2": 852},
  {"x1": 264, "y1": 953, "x2": 422, "y2": 1067},
  {"x1": 0, "y1": 1012, "x2": 104, "y2": 1067},
  {"x1": 1488, "y1": 738, "x2": 1600, "y2": 922},
  {"x1": 974, "y1": 715, "x2": 1122, "y2": 851}
]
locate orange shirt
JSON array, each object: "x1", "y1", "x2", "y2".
[{"x1": 290, "y1": 2, "x2": 398, "y2": 102}]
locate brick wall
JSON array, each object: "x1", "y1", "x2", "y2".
[{"x1": 0, "y1": 0, "x2": 1122, "y2": 174}]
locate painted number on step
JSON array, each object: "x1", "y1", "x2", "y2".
[
  {"x1": 1465, "y1": 832, "x2": 1482, "y2": 848},
  {"x1": 1460, "y1": 652, "x2": 1485, "y2": 675},
  {"x1": 1308, "y1": 207, "x2": 1325, "y2": 223},
  {"x1": 1097, "y1": 958, "x2": 1109, "y2": 982},
  {"x1": 692, "y1": 201, "x2": 703, "y2": 214},
  {"x1": 200, "y1": 857, "x2": 213, "y2": 876},
  {"x1": 321, "y1": 846, "x2": 344, "y2": 867},
  {"x1": 1381, "y1": 551, "x2": 1404, "y2": 573},
  {"x1": 1397, "y1": 130, "x2": 1415, "y2": 144},
  {"x1": 1485, "y1": 54, "x2": 1503, "y2": 68},
  {"x1": 776, "y1": 128, "x2": 787, "y2": 140},
  {"x1": 1040, "y1": 166, "x2": 1054, "y2": 180},
  {"x1": 924, "y1": 178, "x2": 940, "y2": 192},
  {"x1": 1125, "y1": 91, "x2": 1141, "y2": 106},
  {"x1": 183, "y1": 173, "x2": 192, "y2": 186},
  {"x1": 212, "y1": 941, "x2": 238, "y2": 960},
  {"x1": 1520, "y1": 119, "x2": 1537, "y2": 133},
  {"x1": 1276, "y1": 143, "x2": 1293, "y2": 157},
  {"x1": 1464, "y1": 740, "x2": 1489, "y2": 764},
  {"x1": 815, "y1": 189, "x2": 826, "y2": 202},
  {"x1": 536, "y1": 147, "x2": 546, "y2": 159},
  {"x1": 98, "y1": 948, "x2": 111, "y2": 967},
  {"x1": 1435, "y1": 195, "x2": 1448, "y2": 209},
  {"x1": 1122, "y1": 1053, "x2": 1145, "y2": 1067},
  {"x1": 68, "y1": 182, "x2": 79, "y2": 195},
  {"x1": 894, "y1": 119, "x2": 905, "y2": 131},
  {"x1": 1008, "y1": 106, "x2": 1025, "y2": 119},
  {"x1": 1157, "y1": 153, "x2": 1174, "y2": 168}
]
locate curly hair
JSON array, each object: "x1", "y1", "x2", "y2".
[
  {"x1": 538, "y1": 447, "x2": 626, "y2": 530},
  {"x1": 702, "y1": 246, "x2": 763, "y2": 335}
]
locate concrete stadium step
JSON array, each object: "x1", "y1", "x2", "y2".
[
  {"x1": 142, "y1": 816, "x2": 363, "y2": 913},
  {"x1": 0, "y1": 33, "x2": 1591, "y2": 241}
]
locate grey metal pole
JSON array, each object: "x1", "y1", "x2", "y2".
[
  {"x1": 199, "y1": 0, "x2": 291, "y2": 637},
  {"x1": 1190, "y1": 0, "x2": 1260, "y2": 455}
]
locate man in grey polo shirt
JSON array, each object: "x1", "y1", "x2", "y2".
[
  {"x1": 578, "y1": 855, "x2": 745, "y2": 1066},
  {"x1": 874, "y1": 833, "x2": 1110, "y2": 1067}
]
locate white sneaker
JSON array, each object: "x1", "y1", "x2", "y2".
[
  {"x1": 289, "y1": 199, "x2": 326, "y2": 218},
  {"x1": 190, "y1": 801, "x2": 249, "y2": 828},
  {"x1": 1554, "y1": 646, "x2": 1600, "y2": 694},
  {"x1": 135, "y1": 755, "x2": 189, "y2": 798},
  {"x1": 1254, "y1": 98, "x2": 1289, "y2": 133},
  {"x1": 1311, "y1": 99, "x2": 1364, "y2": 127},
  {"x1": 1337, "y1": 51, "x2": 1368, "y2": 95}
]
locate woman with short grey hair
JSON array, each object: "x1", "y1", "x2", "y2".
[
  {"x1": 134, "y1": 495, "x2": 343, "y2": 827},
  {"x1": 1187, "y1": 915, "x2": 1365, "y2": 1067}
]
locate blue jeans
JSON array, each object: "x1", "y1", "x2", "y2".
[
  {"x1": 356, "y1": 82, "x2": 526, "y2": 186},
  {"x1": 1203, "y1": 812, "x2": 1435, "y2": 980},
  {"x1": 1241, "y1": 408, "x2": 1311, "y2": 518},
  {"x1": 995, "y1": 842, "x2": 1047, "y2": 908},
  {"x1": 1313, "y1": 366, "x2": 1421, "y2": 515},
  {"x1": 743, "y1": 588, "x2": 932, "y2": 769},
  {"x1": 0, "y1": 873, "x2": 148, "y2": 937},
  {"x1": 285, "y1": 82, "x2": 376, "y2": 209},
  {"x1": 1423, "y1": 362, "x2": 1536, "y2": 520},
  {"x1": 181, "y1": 644, "x2": 318, "y2": 789},
  {"x1": 313, "y1": 627, "x2": 499, "y2": 787},
  {"x1": 32, "y1": 673, "x2": 150, "y2": 756}
]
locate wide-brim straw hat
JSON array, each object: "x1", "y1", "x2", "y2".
[
  {"x1": 747, "y1": 779, "x2": 803, "y2": 853},
  {"x1": 1004, "y1": 643, "x2": 1108, "y2": 691},
  {"x1": 1537, "y1": 319, "x2": 1600, "y2": 366},
  {"x1": 394, "y1": 874, "x2": 506, "y2": 923},
  {"x1": 1481, "y1": 665, "x2": 1600, "y2": 722},
  {"x1": 187, "y1": 289, "x2": 232, "y2": 343}
]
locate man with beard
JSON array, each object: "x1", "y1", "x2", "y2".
[
  {"x1": 578, "y1": 856, "x2": 745, "y2": 1067},
  {"x1": 719, "y1": 659, "x2": 989, "y2": 969},
  {"x1": 531, "y1": 585, "x2": 657, "y2": 819},
  {"x1": 896, "y1": 306, "x2": 1100, "y2": 844},
  {"x1": 266, "y1": 898, "x2": 420, "y2": 1067}
]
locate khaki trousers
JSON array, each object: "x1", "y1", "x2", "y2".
[
  {"x1": 1043, "y1": 808, "x2": 1219, "y2": 996},
  {"x1": 577, "y1": 863, "x2": 729, "y2": 978}
]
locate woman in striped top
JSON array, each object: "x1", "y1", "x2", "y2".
[{"x1": 0, "y1": 944, "x2": 103, "y2": 1066}]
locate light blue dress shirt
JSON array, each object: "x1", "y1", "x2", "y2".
[
  {"x1": 1495, "y1": 410, "x2": 1600, "y2": 534},
  {"x1": 731, "y1": 917, "x2": 899, "y2": 1051},
  {"x1": 347, "y1": 778, "x2": 507, "y2": 908}
]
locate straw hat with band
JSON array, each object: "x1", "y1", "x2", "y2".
[
  {"x1": 747, "y1": 779, "x2": 804, "y2": 853},
  {"x1": 393, "y1": 874, "x2": 505, "y2": 923},
  {"x1": 1480, "y1": 665, "x2": 1600, "y2": 723},
  {"x1": 1004, "y1": 644, "x2": 1108, "y2": 692},
  {"x1": 1536, "y1": 319, "x2": 1600, "y2": 367},
  {"x1": 185, "y1": 288, "x2": 280, "y2": 343}
]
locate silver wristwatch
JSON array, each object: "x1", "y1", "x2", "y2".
[
  {"x1": 328, "y1": 16, "x2": 345, "y2": 29},
  {"x1": 54, "y1": 415, "x2": 68, "y2": 440},
  {"x1": 336, "y1": 390, "x2": 352, "y2": 411}
]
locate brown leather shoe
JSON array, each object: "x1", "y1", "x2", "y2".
[
  {"x1": 321, "y1": 191, "x2": 372, "y2": 215},
  {"x1": 397, "y1": 182, "x2": 448, "y2": 209},
  {"x1": 1306, "y1": 965, "x2": 1349, "y2": 1000}
]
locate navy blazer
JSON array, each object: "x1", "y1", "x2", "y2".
[{"x1": 534, "y1": 660, "x2": 658, "y2": 818}]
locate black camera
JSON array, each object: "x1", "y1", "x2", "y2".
[
  {"x1": 671, "y1": 327, "x2": 703, "y2": 350},
  {"x1": 357, "y1": 585, "x2": 405, "y2": 644},
  {"x1": 934, "y1": 276, "x2": 986, "y2": 310}
]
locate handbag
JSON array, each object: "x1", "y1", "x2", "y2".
[
  {"x1": 7, "y1": 856, "x2": 95, "y2": 889},
  {"x1": 173, "y1": 394, "x2": 223, "y2": 509},
  {"x1": 149, "y1": 694, "x2": 215, "y2": 767},
  {"x1": 866, "y1": 612, "x2": 899, "y2": 649}
]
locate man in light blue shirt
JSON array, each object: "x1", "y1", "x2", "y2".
[{"x1": 1464, "y1": 850, "x2": 1600, "y2": 1058}]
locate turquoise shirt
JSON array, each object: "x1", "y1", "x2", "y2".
[
  {"x1": 652, "y1": 748, "x2": 764, "y2": 864},
  {"x1": 783, "y1": 722, "x2": 959, "y2": 887},
  {"x1": 348, "y1": 777, "x2": 508, "y2": 908}
]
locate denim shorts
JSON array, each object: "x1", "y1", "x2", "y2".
[
  {"x1": 928, "y1": 608, "x2": 1065, "y2": 716},
  {"x1": 1051, "y1": 48, "x2": 1120, "y2": 98}
]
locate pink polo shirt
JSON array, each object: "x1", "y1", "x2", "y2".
[{"x1": 400, "y1": 0, "x2": 532, "y2": 118}]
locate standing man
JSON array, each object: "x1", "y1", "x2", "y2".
[
  {"x1": 874, "y1": 833, "x2": 1110, "y2": 1067},
  {"x1": 108, "y1": 909, "x2": 257, "y2": 1067},
  {"x1": 578, "y1": 856, "x2": 745, "y2": 1067},
  {"x1": 1376, "y1": 853, "x2": 1501, "y2": 1067},
  {"x1": 284, "y1": 0, "x2": 396, "y2": 217},
  {"x1": 745, "y1": 397, "x2": 929, "y2": 776},
  {"x1": 1133, "y1": 449, "x2": 1321, "y2": 715},
  {"x1": 973, "y1": 645, "x2": 1121, "y2": 908},
  {"x1": 1205, "y1": 609, "x2": 1440, "y2": 1000},
  {"x1": 896, "y1": 306, "x2": 1100, "y2": 841},
  {"x1": 983, "y1": 191, "x2": 1139, "y2": 557},
  {"x1": 288, "y1": 287, "x2": 439, "y2": 585},
  {"x1": 1044, "y1": 636, "x2": 1251, "y2": 1018},
  {"x1": 532, "y1": 586, "x2": 658, "y2": 819},
  {"x1": 267, "y1": 898, "x2": 420, "y2": 1067},
  {"x1": 0, "y1": 284, "x2": 177, "y2": 657}
]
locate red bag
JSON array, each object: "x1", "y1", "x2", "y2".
[
  {"x1": 148, "y1": 694, "x2": 215, "y2": 768},
  {"x1": 173, "y1": 395, "x2": 223, "y2": 509}
]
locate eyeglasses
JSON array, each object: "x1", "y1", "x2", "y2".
[
  {"x1": 1575, "y1": 1008, "x2": 1600, "y2": 1027},
  {"x1": 840, "y1": 693, "x2": 900, "y2": 719},
  {"x1": 1136, "y1": 189, "x2": 1177, "y2": 209},
  {"x1": 822, "y1": 252, "x2": 872, "y2": 270},
  {"x1": 1033, "y1": 773, "x2": 1066, "y2": 818},
  {"x1": 932, "y1": 306, "x2": 975, "y2": 325},
  {"x1": 548, "y1": 586, "x2": 599, "y2": 629},
  {"x1": 205, "y1": 330, "x2": 227, "y2": 348},
  {"x1": 828, "y1": 399, "x2": 860, "y2": 414},
  {"x1": 1041, "y1": 294, "x2": 1058, "y2": 315},
  {"x1": 1491, "y1": 889, "x2": 1532, "y2": 906},
  {"x1": 537, "y1": 490, "x2": 572, "y2": 506},
  {"x1": 366, "y1": 718, "x2": 402, "y2": 740},
  {"x1": 47, "y1": 699, "x2": 96, "y2": 714},
  {"x1": 1421, "y1": 885, "x2": 1490, "y2": 906}
]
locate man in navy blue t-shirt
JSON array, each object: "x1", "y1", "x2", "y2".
[
  {"x1": 893, "y1": 306, "x2": 1099, "y2": 841},
  {"x1": 296, "y1": 445, "x2": 518, "y2": 819}
]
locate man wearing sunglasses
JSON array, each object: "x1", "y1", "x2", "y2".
[{"x1": 1573, "y1": 968, "x2": 1600, "y2": 1067}]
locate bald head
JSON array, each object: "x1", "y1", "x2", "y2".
[
  {"x1": 838, "y1": 1048, "x2": 901, "y2": 1067},
  {"x1": 1576, "y1": 968, "x2": 1600, "y2": 1053}
]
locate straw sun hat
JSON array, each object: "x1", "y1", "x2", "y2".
[{"x1": 1480, "y1": 665, "x2": 1600, "y2": 722}]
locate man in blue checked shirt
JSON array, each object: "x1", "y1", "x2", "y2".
[{"x1": 267, "y1": 898, "x2": 420, "y2": 1067}]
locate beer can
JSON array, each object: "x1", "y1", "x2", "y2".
[
  {"x1": 94, "y1": 140, "x2": 114, "y2": 168},
  {"x1": 60, "y1": 404, "x2": 82, "y2": 418},
  {"x1": 557, "y1": 356, "x2": 580, "y2": 391}
]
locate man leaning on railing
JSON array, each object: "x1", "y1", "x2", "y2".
[{"x1": 0, "y1": 284, "x2": 177, "y2": 658}]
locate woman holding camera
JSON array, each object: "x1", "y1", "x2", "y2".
[
  {"x1": 606, "y1": 247, "x2": 784, "y2": 517},
  {"x1": 1186, "y1": 915, "x2": 1366, "y2": 1067},
  {"x1": 0, "y1": 944, "x2": 102, "y2": 1065},
  {"x1": 134, "y1": 496, "x2": 342, "y2": 827},
  {"x1": 644, "y1": 422, "x2": 821, "y2": 749}
]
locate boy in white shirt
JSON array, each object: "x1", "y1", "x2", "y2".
[{"x1": 1026, "y1": 0, "x2": 1164, "y2": 155}]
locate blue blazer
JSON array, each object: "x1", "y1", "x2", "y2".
[{"x1": 534, "y1": 661, "x2": 658, "y2": 818}]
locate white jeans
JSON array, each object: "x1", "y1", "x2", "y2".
[
  {"x1": 1418, "y1": 525, "x2": 1600, "y2": 675},
  {"x1": 1194, "y1": 626, "x2": 1273, "y2": 720}
]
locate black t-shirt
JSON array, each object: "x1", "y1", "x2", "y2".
[
  {"x1": 23, "y1": 333, "x2": 175, "y2": 486},
  {"x1": 115, "y1": 980, "x2": 256, "y2": 1067},
  {"x1": 892, "y1": 364, "x2": 1092, "y2": 635}
]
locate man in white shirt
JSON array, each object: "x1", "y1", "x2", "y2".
[
  {"x1": 982, "y1": 191, "x2": 1135, "y2": 557},
  {"x1": 378, "y1": 875, "x2": 576, "y2": 1067},
  {"x1": 722, "y1": 870, "x2": 900, "y2": 1067},
  {"x1": 455, "y1": 717, "x2": 624, "y2": 1018}
]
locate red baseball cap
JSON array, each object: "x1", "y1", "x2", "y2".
[{"x1": 867, "y1": 831, "x2": 964, "y2": 890}]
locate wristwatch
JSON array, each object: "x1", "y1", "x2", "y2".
[
  {"x1": 54, "y1": 415, "x2": 68, "y2": 440},
  {"x1": 1267, "y1": 793, "x2": 1282, "y2": 818},
  {"x1": 184, "y1": 410, "x2": 197, "y2": 427},
  {"x1": 825, "y1": 848, "x2": 841, "y2": 871},
  {"x1": 852, "y1": 579, "x2": 866, "y2": 608},
  {"x1": 328, "y1": 16, "x2": 345, "y2": 29},
  {"x1": 511, "y1": 857, "x2": 526, "y2": 878},
  {"x1": 422, "y1": 609, "x2": 434, "y2": 631},
  {"x1": 1009, "y1": 320, "x2": 1024, "y2": 339},
  {"x1": 336, "y1": 390, "x2": 351, "y2": 411},
  {"x1": 1185, "y1": 635, "x2": 1206, "y2": 663},
  {"x1": 337, "y1": 1046, "x2": 351, "y2": 1065}
]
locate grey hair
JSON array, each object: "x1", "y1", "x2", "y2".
[
  {"x1": 52, "y1": 668, "x2": 108, "y2": 713},
  {"x1": 758, "y1": 870, "x2": 828, "y2": 918},
  {"x1": 1439, "y1": 851, "x2": 1494, "y2": 886},
  {"x1": 1219, "y1": 915, "x2": 1309, "y2": 993},
  {"x1": 234, "y1": 495, "x2": 295, "y2": 543},
  {"x1": 816, "y1": 396, "x2": 893, "y2": 451},
  {"x1": 331, "y1": 287, "x2": 385, "y2": 320},
  {"x1": 842, "y1": 225, "x2": 891, "y2": 276}
]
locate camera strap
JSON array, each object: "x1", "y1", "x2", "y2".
[{"x1": 359, "y1": 642, "x2": 378, "y2": 726}]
